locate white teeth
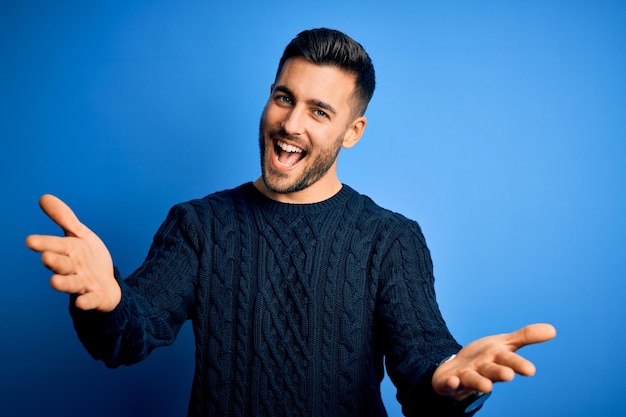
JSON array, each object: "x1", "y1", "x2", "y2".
[{"x1": 277, "y1": 140, "x2": 303, "y2": 153}]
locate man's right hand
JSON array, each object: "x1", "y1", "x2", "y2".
[{"x1": 26, "y1": 194, "x2": 121, "y2": 312}]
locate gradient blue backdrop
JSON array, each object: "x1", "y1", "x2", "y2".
[{"x1": 2, "y1": 1, "x2": 625, "y2": 416}]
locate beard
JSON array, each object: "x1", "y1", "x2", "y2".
[{"x1": 258, "y1": 117, "x2": 343, "y2": 195}]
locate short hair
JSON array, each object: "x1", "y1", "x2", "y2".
[{"x1": 275, "y1": 28, "x2": 376, "y2": 116}]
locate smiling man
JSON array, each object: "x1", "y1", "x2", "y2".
[
  {"x1": 26, "y1": 28, "x2": 555, "y2": 417},
  {"x1": 256, "y1": 47, "x2": 368, "y2": 202}
]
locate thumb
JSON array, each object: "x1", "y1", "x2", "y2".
[
  {"x1": 506, "y1": 323, "x2": 557, "y2": 351},
  {"x1": 38, "y1": 194, "x2": 88, "y2": 238}
]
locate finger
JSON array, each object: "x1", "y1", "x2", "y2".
[
  {"x1": 458, "y1": 370, "x2": 493, "y2": 394},
  {"x1": 26, "y1": 234, "x2": 72, "y2": 254},
  {"x1": 476, "y1": 361, "x2": 516, "y2": 382},
  {"x1": 38, "y1": 194, "x2": 88, "y2": 237},
  {"x1": 436, "y1": 375, "x2": 461, "y2": 392},
  {"x1": 41, "y1": 251, "x2": 74, "y2": 275},
  {"x1": 494, "y1": 351, "x2": 537, "y2": 376},
  {"x1": 433, "y1": 375, "x2": 471, "y2": 398},
  {"x1": 74, "y1": 292, "x2": 104, "y2": 311},
  {"x1": 50, "y1": 273, "x2": 87, "y2": 294},
  {"x1": 506, "y1": 323, "x2": 557, "y2": 351}
]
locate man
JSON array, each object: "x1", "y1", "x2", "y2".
[{"x1": 26, "y1": 28, "x2": 556, "y2": 416}]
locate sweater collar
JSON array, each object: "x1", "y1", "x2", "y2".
[{"x1": 241, "y1": 182, "x2": 355, "y2": 215}]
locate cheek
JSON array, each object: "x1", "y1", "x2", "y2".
[
  {"x1": 314, "y1": 126, "x2": 347, "y2": 149},
  {"x1": 263, "y1": 104, "x2": 284, "y2": 126}
]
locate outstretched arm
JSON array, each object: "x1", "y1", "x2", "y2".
[
  {"x1": 25, "y1": 194, "x2": 121, "y2": 312},
  {"x1": 432, "y1": 323, "x2": 557, "y2": 400}
]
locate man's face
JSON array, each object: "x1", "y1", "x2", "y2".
[{"x1": 258, "y1": 57, "x2": 364, "y2": 200}]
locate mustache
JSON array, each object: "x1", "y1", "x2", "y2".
[{"x1": 268, "y1": 128, "x2": 302, "y2": 144}]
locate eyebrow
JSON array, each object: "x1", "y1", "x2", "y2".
[{"x1": 273, "y1": 85, "x2": 338, "y2": 116}]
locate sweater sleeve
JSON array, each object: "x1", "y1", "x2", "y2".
[
  {"x1": 70, "y1": 203, "x2": 201, "y2": 368},
  {"x1": 376, "y1": 220, "x2": 484, "y2": 417}
]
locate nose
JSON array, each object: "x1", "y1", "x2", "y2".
[{"x1": 281, "y1": 105, "x2": 305, "y2": 135}]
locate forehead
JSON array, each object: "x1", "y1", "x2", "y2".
[{"x1": 275, "y1": 57, "x2": 357, "y2": 111}]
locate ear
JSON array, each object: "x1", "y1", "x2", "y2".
[{"x1": 342, "y1": 116, "x2": 367, "y2": 149}]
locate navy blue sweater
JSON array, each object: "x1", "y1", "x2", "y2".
[{"x1": 71, "y1": 183, "x2": 474, "y2": 416}]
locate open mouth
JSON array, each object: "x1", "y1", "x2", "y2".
[{"x1": 274, "y1": 139, "x2": 306, "y2": 167}]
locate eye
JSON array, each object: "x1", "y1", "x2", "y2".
[
  {"x1": 314, "y1": 109, "x2": 328, "y2": 118},
  {"x1": 275, "y1": 95, "x2": 292, "y2": 105}
]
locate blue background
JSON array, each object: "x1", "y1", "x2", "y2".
[{"x1": 2, "y1": 1, "x2": 625, "y2": 416}]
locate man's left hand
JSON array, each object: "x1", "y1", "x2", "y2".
[{"x1": 432, "y1": 323, "x2": 557, "y2": 400}]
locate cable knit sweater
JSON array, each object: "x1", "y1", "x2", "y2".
[{"x1": 71, "y1": 183, "x2": 475, "y2": 417}]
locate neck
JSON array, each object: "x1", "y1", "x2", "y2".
[{"x1": 253, "y1": 177, "x2": 343, "y2": 204}]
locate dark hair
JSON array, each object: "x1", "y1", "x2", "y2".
[{"x1": 275, "y1": 28, "x2": 376, "y2": 116}]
